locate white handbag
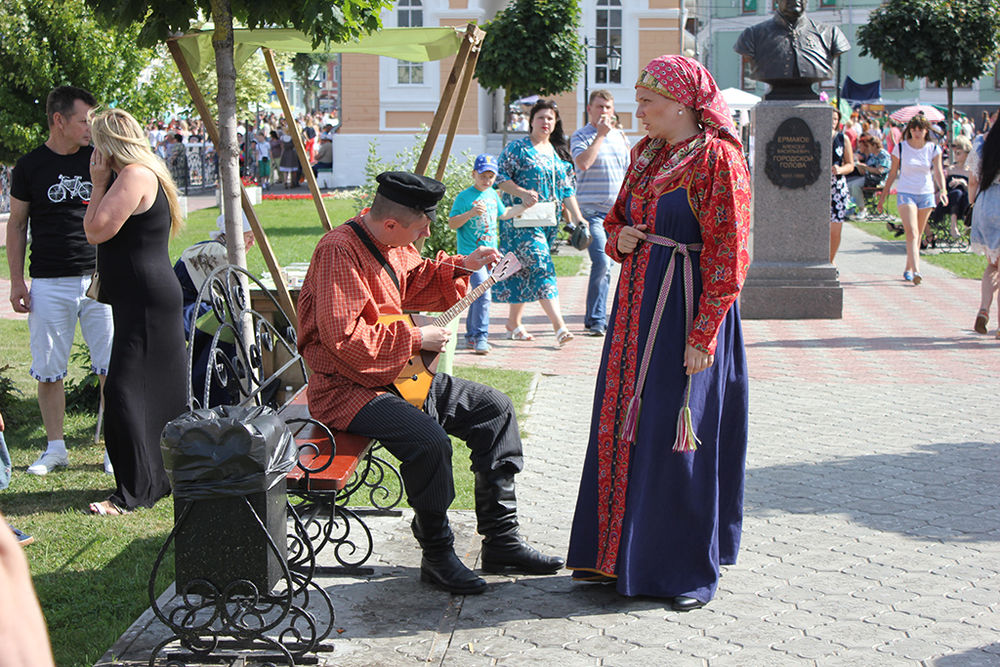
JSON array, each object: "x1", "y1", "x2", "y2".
[
  {"x1": 513, "y1": 201, "x2": 557, "y2": 227},
  {"x1": 512, "y1": 154, "x2": 560, "y2": 228}
]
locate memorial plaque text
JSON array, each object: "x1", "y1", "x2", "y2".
[{"x1": 764, "y1": 117, "x2": 822, "y2": 189}]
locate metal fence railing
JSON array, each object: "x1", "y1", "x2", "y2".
[
  {"x1": 1, "y1": 144, "x2": 219, "y2": 214},
  {"x1": 168, "y1": 143, "x2": 219, "y2": 196},
  {"x1": 1, "y1": 165, "x2": 11, "y2": 214}
]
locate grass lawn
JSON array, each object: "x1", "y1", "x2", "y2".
[
  {"x1": 0, "y1": 312, "x2": 533, "y2": 667},
  {"x1": 849, "y1": 219, "x2": 988, "y2": 280},
  {"x1": 169, "y1": 197, "x2": 582, "y2": 277}
]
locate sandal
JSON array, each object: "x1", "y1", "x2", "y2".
[
  {"x1": 88, "y1": 500, "x2": 131, "y2": 516},
  {"x1": 555, "y1": 327, "x2": 574, "y2": 346},
  {"x1": 974, "y1": 309, "x2": 989, "y2": 335},
  {"x1": 507, "y1": 325, "x2": 534, "y2": 341}
]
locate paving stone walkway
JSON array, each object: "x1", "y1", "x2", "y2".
[{"x1": 104, "y1": 223, "x2": 999, "y2": 666}]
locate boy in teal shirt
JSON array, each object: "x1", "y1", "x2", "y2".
[{"x1": 449, "y1": 154, "x2": 522, "y2": 354}]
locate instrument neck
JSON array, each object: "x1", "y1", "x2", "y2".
[{"x1": 433, "y1": 275, "x2": 497, "y2": 327}]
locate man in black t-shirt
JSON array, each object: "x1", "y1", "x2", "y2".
[{"x1": 6, "y1": 86, "x2": 114, "y2": 476}]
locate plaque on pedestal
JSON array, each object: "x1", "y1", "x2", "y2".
[{"x1": 741, "y1": 101, "x2": 843, "y2": 319}]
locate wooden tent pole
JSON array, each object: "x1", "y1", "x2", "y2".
[
  {"x1": 263, "y1": 48, "x2": 333, "y2": 232},
  {"x1": 436, "y1": 26, "x2": 485, "y2": 181},
  {"x1": 414, "y1": 24, "x2": 476, "y2": 176},
  {"x1": 166, "y1": 38, "x2": 298, "y2": 327}
]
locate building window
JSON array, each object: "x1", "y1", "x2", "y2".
[
  {"x1": 398, "y1": 0, "x2": 422, "y2": 27},
  {"x1": 926, "y1": 78, "x2": 972, "y2": 90},
  {"x1": 995, "y1": 63, "x2": 1000, "y2": 89},
  {"x1": 741, "y1": 56, "x2": 756, "y2": 91},
  {"x1": 882, "y1": 70, "x2": 904, "y2": 90},
  {"x1": 819, "y1": 0, "x2": 837, "y2": 7},
  {"x1": 398, "y1": 61, "x2": 424, "y2": 85},
  {"x1": 742, "y1": 0, "x2": 756, "y2": 13},
  {"x1": 397, "y1": 0, "x2": 424, "y2": 85},
  {"x1": 595, "y1": 0, "x2": 622, "y2": 85}
]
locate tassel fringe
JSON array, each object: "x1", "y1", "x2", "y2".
[
  {"x1": 672, "y1": 404, "x2": 701, "y2": 453},
  {"x1": 621, "y1": 396, "x2": 640, "y2": 443}
]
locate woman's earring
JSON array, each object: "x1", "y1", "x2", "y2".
[{"x1": 677, "y1": 109, "x2": 684, "y2": 116}]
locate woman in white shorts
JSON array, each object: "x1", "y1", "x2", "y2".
[{"x1": 878, "y1": 115, "x2": 947, "y2": 285}]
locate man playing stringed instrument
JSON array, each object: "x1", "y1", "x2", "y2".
[{"x1": 297, "y1": 171, "x2": 563, "y2": 595}]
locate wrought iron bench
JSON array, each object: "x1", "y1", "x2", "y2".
[{"x1": 184, "y1": 264, "x2": 402, "y2": 572}]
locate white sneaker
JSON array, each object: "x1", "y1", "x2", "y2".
[
  {"x1": 27, "y1": 451, "x2": 69, "y2": 476},
  {"x1": 103, "y1": 450, "x2": 114, "y2": 475}
]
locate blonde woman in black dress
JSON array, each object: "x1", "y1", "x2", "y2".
[{"x1": 83, "y1": 109, "x2": 186, "y2": 515}]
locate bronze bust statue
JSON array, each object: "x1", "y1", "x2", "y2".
[{"x1": 734, "y1": 0, "x2": 850, "y2": 100}]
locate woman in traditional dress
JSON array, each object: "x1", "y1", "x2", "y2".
[
  {"x1": 566, "y1": 55, "x2": 751, "y2": 611},
  {"x1": 493, "y1": 99, "x2": 587, "y2": 345},
  {"x1": 83, "y1": 108, "x2": 187, "y2": 514},
  {"x1": 967, "y1": 120, "x2": 1000, "y2": 337}
]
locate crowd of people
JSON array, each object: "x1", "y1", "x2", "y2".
[
  {"x1": 143, "y1": 110, "x2": 341, "y2": 191},
  {"x1": 825, "y1": 103, "x2": 999, "y2": 329}
]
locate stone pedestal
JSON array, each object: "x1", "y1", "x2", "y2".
[{"x1": 741, "y1": 100, "x2": 842, "y2": 319}]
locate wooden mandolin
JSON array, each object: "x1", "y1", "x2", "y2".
[{"x1": 379, "y1": 252, "x2": 523, "y2": 408}]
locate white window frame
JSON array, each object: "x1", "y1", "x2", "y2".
[
  {"x1": 594, "y1": 0, "x2": 623, "y2": 87},
  {"x1": 396, "y1": 0, "x2": 425, "y2": 87}
]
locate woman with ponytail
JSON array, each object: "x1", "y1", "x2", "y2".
[{"x1": 82, "y1": 108, "x2": 187, "y2": 515}]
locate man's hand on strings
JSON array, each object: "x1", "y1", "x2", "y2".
[
  {"x1": 463, "y1": 247, "x2": 502, "y2": 272},
  {"x1": 419, "y1": 325, "x2": 452, "y2": 352}
]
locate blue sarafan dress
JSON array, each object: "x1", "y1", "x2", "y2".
[
  {"x1": 492, "y1": 136, "x2": 575, "y2": 303},
  {"x1": 567, "y1": 133, "x2": 751, "y2": 603}
]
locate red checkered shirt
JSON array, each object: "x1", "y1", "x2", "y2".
[{"x1": 297, "y1": 216, "x2": 470, "y2": 430}]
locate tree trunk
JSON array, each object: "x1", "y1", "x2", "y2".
[
  {"x1": 947, "y1": 80, "x2": 955, "y2": 160},
  {"x1": 502, "y1": 90, "x2": 511, "y2": 147},
  {"x1": 211, "y1": 0, "x2": 246, "y2": 270}
]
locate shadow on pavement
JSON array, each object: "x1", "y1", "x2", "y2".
[
  {"x1": 745, "y1": 335, "x2": 988, "y2": 351},
  {"x1": 746, "y1": 440, "x2": 999, "y2": 543}
]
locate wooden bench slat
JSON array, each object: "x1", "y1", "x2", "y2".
[{"x1": 282, "y1": 387, "x2": 377, "y2": 493}]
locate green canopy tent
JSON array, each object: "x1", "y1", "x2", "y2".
[{"x1": 166, "y1": 24, "x2": 486, "y2": 324}]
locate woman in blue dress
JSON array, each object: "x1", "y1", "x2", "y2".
[
  {"x1": 567, "y1": 55, "x2": 752, "y2": 611},
  {"x1": 494, "y1": 99, "x2": 587, "y2": 346}
]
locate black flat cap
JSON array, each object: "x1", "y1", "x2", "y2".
[{"x1": 376, "y1": 171, "x2": 446, "y2": 220}]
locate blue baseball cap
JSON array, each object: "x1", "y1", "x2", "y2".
[{"x1": 474, "y1": 153, "x2": 498, "y2": 174}]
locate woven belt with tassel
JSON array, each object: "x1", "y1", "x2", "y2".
[{"x1": 620, "y1": 233, "x2": 703, "y2": 453}]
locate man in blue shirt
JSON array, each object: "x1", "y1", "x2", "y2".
[{"x1": 570, "y1": 90, "x2": 630, "y2": 336}]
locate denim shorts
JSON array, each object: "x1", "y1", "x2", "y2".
[{"x1": 897, "y1": 192, "x2": 936, "y2": 209}]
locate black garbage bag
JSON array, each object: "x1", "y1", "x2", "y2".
[{"x1": 161, "y1": 404, "x2": 297, "y2": 501}]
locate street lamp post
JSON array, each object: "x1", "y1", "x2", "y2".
[{"x1": 582, "y1": 37, "x2": 622, "y2": 123}]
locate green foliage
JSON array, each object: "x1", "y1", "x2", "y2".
[
  {"x1": 0, "y1": 364, "x2": 23, "y2": 413},
  {"x1": 63, "y1": 344, "x2": 101, "y2": 413},
  {"x1": 857, "y1": 0, "x2": 1000, "y2": 87},
  {"x1": 355, "y1": 131, "x2": 477, "y2": 257},
  {"x1": 476, "y1": 0, "x2": 585, "y2": 103},
  {"x1": 0, "y1": 0, "x2": 179, "y2": 163},
  {"x1": 181, "y1": 49, "x2": 292, "y2": 118},
  {"x1": 87, "y1": 0, "x2": 393, "y2": 48},
  {"x1": 292, "y1": 52, "x2": 332, "y2": 111}
]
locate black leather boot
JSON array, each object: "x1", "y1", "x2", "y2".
[
  {"x1": 474, "y1": 470, "x2": 565, "y2": 574},
  {"x1": 411, "y1": 510, "x2": 487, "y2": 595}
]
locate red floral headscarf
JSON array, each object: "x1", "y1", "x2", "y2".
[{"x1": 631, "y1": 55, "x2": 741, "y2": 196}]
